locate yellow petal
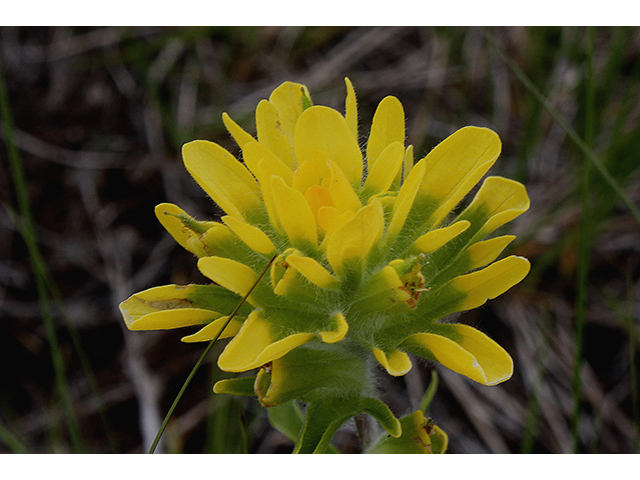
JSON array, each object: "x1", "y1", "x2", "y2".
[
  {"x1": 270, "y1": 175, "x2": 317, "y2": 249},
  {"x1": 254, "y1": 160, "x2": 283, "y2": 232},
  {"x1": 242, "y1": 141, "x2": 293, "y2": 185},
  {"x1": 373, "y1": 347, "x2": 412, "y2": 376},
  {"x1": 465, "y1": 235, "x2": 515, "y2": 270},
  {"x1": 197, "y1": 256, "x2": 258, "y2": 299},
  {"x1": 344, "y1": 77, "x2": 358, "y2": 140},
  {"x1": 326, "y1": 200, "x2": 384, "y2": 274},
  {"x1": 386, "y1": 158, "x2": 427, "y2": 241},
  {"x1": 419, "y1": 126, "x2": 502, "y2": 226},
  {"x1": 449, "y1": 255, "x2": 530, "y2": 312},
  {"x1": 221, "y1": 215, "x2": 276, "y2": 255},
  {"x1": 327, "y1": 159, "x2": 361, "y2": 214},
  {"x1": 304, "y1": 185, "x2": 334, "y2": 223},
  {"x1": 198, "y1": 221, "x2": 242, "y2": 258},
  {"x1": 292, "y1": 160, "x2": 320, "y2": 194},
  {"x1": 119, "y1": 284, "x2": 223, "y2": 330},
  {"x1": 285, "y1": 253, "x2": 340, "y2": 289},
  {"x1": 182, "y1": 140, "x2": 261, "y2": 221},
  {"x1": 181, "y1": 316, "x2": 243, "y2": 342},
  {"x1": 366, "y1": 96, "x2": 405, "y2": 168},
  {"x1": 218, "y1": 310, "x2": 314, "y2": 372},
  {"x1": 362, "y1": 141, "x2": 404, "y2": 196},
  {"x1": 405, "y1": 325, "x2": 513, "y2": 385},
  {"x1": 463, "y1": 176, "x2": 530, "y2": 238},
  {"x1": 154, "y1": 203, "x2": 217, "y2": 257},
  {"x1": 294, "y1": 105, "x2": 363, "y2": 187},
  {"x1": 222, "y1": 112, "x2": 256, "y2": 149},
  {"x1": 318, "y1": 313, "x2": 349, "y2": 343},
  {"x1": 255, "y1": 99, "x2": 293, "y2": 168},
  {"x1": 413, "y1": 220, "x2": 470, "y2": 254},
  {"x1": 268, "y1": 81, "x2": 311, "y2": 143},
  {"x1": 316, "y1": 206, "x2": 341, "y2": 234}
]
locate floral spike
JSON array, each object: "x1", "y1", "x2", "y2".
[{"x1": 119, "y1": 79, "x2": 531, "y2": 453}]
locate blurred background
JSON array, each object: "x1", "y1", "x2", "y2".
[{"x1": 1, "y1": 26, "x2": 639, "y2": 454}]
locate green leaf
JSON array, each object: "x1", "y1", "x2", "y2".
[{"x1": 266, "y1": 400, "x2": 305, "y2": 443}]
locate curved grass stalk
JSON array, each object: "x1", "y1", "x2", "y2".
[
  {"x1": 0, "y1": 58, "x2": 84, "y2": 453},
  {"x1": 148, "y1": 254, "x2": 276, "y2": 454}
]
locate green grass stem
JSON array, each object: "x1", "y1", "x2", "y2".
[
  {"x1": 148, "y1": 254, "x2": 276, "y2": 454},
  {"x1": 419, "y1": 370, "x2": 438, "y2": 413},
  {"x1": 570, "y1": 26, "x2": 595, "y2": 454},
  {"x1": 0, "y1": 417, "x2": 27, "y2": 453},
  {"x1": 0, "y1": 58, "x2": 84, "y2": 453},
  {"x1": 626, "y1": 265, "x2": 639, "y2": 453}
]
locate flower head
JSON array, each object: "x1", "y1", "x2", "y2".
[{"x1": 120, "y1": 79, "x2": 530, "y2": 452}]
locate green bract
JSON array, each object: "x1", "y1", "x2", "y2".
[{"x1": 119, "y1": 79, "x2": 530, "y2": 453}]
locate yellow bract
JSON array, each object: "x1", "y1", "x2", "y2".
[
  {"x1": 367, "y1": 96, "x2": 405, "y2": 167},
  {"x1": 406, "y1": 325, "x2": 514, "y2": 386},
  {"x1": 373, "y1": 348, "x2": 412, "y2": 376},
  {"x1": 294, "y1": 106, "x2": 363, "y2": 187},
  {"x1": 183, "y1": 141, "x2": 261, "y2": 221},
  {"x1": 198, "y1": 257, "x2": 258, "y2": 301}
]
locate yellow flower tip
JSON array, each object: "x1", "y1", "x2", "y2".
[
  {"x1": 242, "y1": 141, "x2": 293, "y2": 185},
  {"x1": 154, "y1": 203, "x2": 216, "y2": 257},
  {"x1": 221, "y1": 215, "x2": 276, "y2": 255},
  {"x1": 222, "y1": 112, "x2": 256, "y2": 149},
  {"x1": 405, "y1": 325, "x2": 513, "y2": 386},
  {"x1": 344, "y1": 77, "x2": 358, "y2": 140},
  {"x1": 386, "y1": 158, "x2": 427, "y2": 242},
  {"x1": 119, "y1": 284, "x2": 222, "y2": 331},
  {"x1": 413, "y1": 220, "x2": 471, "y2": 255},
  {"x1": 362, "y1": 141, "x2": 405, "y2": 196},
  {"x1": 180, "y1": 316, "x2": 242, "y2": 343},
  {"x1": 367, "y1": 95, "x2": 405, "y2": 167},
  {"x1": 270, "y1": 175, "x2": 318, "y2": 249},
  {"x1": 373, "y1": 348, "x2": 412, "y2": 376},
  {"x1": 197, "y1": 256, "x2": 259, "y2": 300},
  {"x1": 326, "y1": 159, "x2": 361, "y2": 213},
  {"x1": 182, "y1": 140, "x2": 261, "y2": 221},
  {"x1": 284, "y1": 253, "x2": 340, "y2": 289},
  {"x1": 318, "y1": 313, "x2": 349, "y2": 343},
  {"x1": 294, "y1": 105, "x2": 363, "y2": 187},
  {"x1": 452, "y1": 255, "x2": 531, "y2": 312},
  {"x1": 326, "y1": 199, "x2": 384, "y2": 275}
]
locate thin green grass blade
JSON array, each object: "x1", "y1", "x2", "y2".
[
  {"x1": 5, "y1": 205, "x2": 119, "y2": 452},
  {"x1": 43, "y1": 270, "x2": 120, "y2": 452},
  {"x1": 148, "y1": 254, "x2": 276, "y2": 454},
  {"x1": 0, "y1": 58, "x2": 84, "y2": 453},
  {"x1": 484, "y1": 30, "x2": 640, "y2": 228},
  {"x1": 626, "y1": 266, "x2": 639, "y2": 453},
  {"x1": 0, "y1": 418, "x2": 28, "y2": 453},
  {"x1": 571, "y1": 27, "x2": 595, "y2": 454},
  {"x1": 239, "y1": 414, "x2": 249, "y2": 454},
  {"x1": 419, "y1": 370, "x2": 438, "y2": 413}
]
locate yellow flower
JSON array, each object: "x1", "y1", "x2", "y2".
[{"x1": 119, "y1": 79, "x2": 530, "y2": 452}]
